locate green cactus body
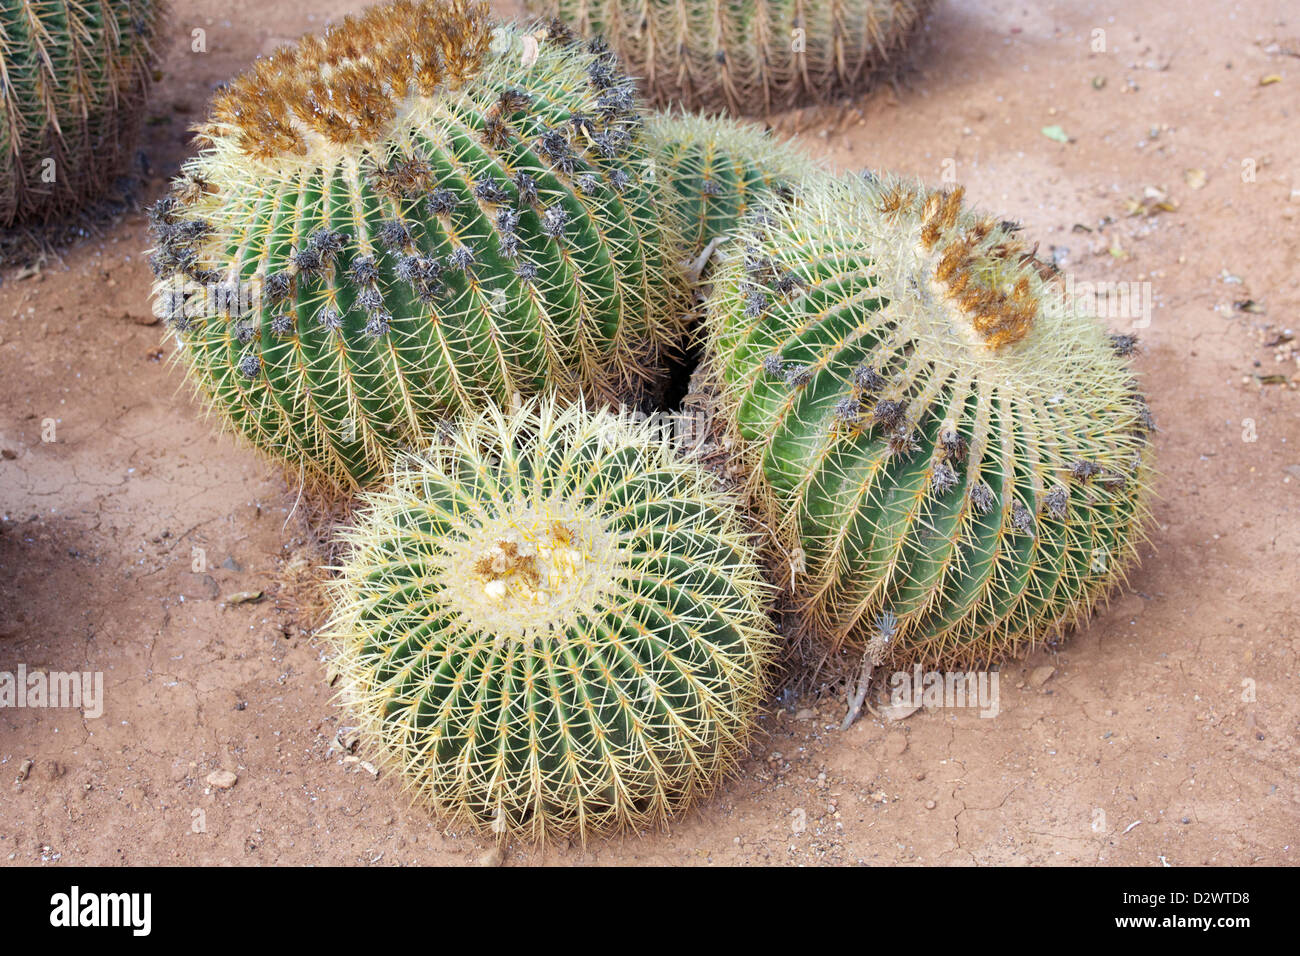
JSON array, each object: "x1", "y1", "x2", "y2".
[
  {"x1": 644, "y1": 111, "x2": 810, "y2": 259},
  {"x1": 527, "y1": 0, "x2": 935, "y2": 115},
  {"x1": 705, "y1": 173, "x2": 1154, "y2": 668},
  {"x1": 149, "y1": 0, "x2": 686, "y2": 491},
  {"x1": 326, "y1": 397, "x2": 774, "y2": 839},
  {"x1": 0, "y1": 0, "x2": 161, "y2": 224}
]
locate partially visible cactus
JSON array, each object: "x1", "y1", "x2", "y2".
[
  {"x1": 644, "y1": 111, "x2": 811, "y2": 260},
  {"x1": 149, "y1": 0, "x2": 686, "y2": 491},
  {"x1": 0, "y1": 0, "x2": 162, "y2": 224},
  {"x1": 705, "y1": 173, "x2": 1155, "y2": 668},
  {"x1": 326, "y1": 397, "x2": 775, "y2": 840},
  {"x1": 526, "y1": 0, "x2": 935, "y2": 115}
]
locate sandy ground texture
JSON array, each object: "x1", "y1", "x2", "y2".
[{"x1": 1, "y1": 0, "x2": 1297, "y2": 866}]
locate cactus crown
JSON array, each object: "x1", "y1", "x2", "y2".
[
  {"x1": 151, "y1": 1, "x2": 686, "y2": 491},
  {"x1": 706, "y1": 173, "x2": 1154, "y2": 667},
  {"x1": 203, "y1": 0, "x2": 493, "y2": 160},
  {"x1": 879, "y1": 182, "x2": 1040, "y2": 349},
  {"x1": 326, "y1": 397, "x2": 775, "y2": 839}
]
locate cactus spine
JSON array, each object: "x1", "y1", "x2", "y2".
[
  {"x1": 149, "y1": 0, "x2": 686, "y2": 491},
  {"x1": 644, "y1": 111, "x2": 811, "y2": 259},
  {"x1": 326, "y1": 397, "x2": 775, "y2": 840},
  {"x1": 0, "y1": 0, "x2": 162, "y2": 224},
  {"x1": 705, "y1": 173, "x2": 1154, "y2": 668},
  {"x1": 526, "y1": 0, "x2": 935, "y2": 115}
]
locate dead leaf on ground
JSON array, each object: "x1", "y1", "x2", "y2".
[{"x1": 1126, "y1": 186, "x2": 1178, "y2": 216}]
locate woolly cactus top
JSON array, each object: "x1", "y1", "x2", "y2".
[
  {"x1": 715, "y1": 173, "x2": 1144, "y2": 403},
  {"x1": 201, "y1": 0, "x2": 493, "y2": 161}
]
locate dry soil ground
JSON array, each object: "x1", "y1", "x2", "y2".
[{"x1": 0, "y1": 0, "x2": 1297, "y2": 866}]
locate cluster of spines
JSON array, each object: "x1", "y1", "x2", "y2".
[
  {"x1": 326, "y1": 398, "x2": 775, "y2": 841},
  {"x1": 151, "y1": 10, "x2": 686, "y2": 491},
  {"x1": 525, "y1": 0, "x2": 935, "y2": 115},
  {"x1": 705, "y1": 173, "x2": 1154, "y2": 668},
  {"x1": 0, "y1": 0, "x2": 162, "y2": 224}
]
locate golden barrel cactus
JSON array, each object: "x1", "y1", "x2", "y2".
[
  {"x1": 644, "y1": 110, "x2": 810, "y2": 258},
  {"x1": 1, "y1": 0, "x2": 162, "y2": 224},
  {"x1": 148, "y1": 0, "x2": 687, "y2": 491},
  {"x1": 705, "y1": 173, "x2": 1155, "y2": 668},
  {"x1": 526, "y1": 0, "x2": 936, "y2": 115},
  {"x1": 326, "y1": 397, "x2": 775, "y2": 840}
]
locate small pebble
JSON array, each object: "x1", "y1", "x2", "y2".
[
  {"x1": 477, "y1": 845, "x2": 507, "y2": 867},
  {"x1": 206, "y1": 770, "x2": 238, "y2": 789},
  {"x1": 1028, "y1": 665, "x2": 1057, "y2": 688}
]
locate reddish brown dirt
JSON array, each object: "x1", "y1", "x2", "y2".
[{"x1": 1, "y1": 0, "x2": 1296, "y2": 866}]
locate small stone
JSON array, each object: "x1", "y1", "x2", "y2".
[
  {"x1": 0, "y1": 448, "x2": 16, "y2": 460},
  {"x1": 885, "y1": 733, "x2": 908, "y2": 756},
  {"x1": 224, "y1": 590, "x2": 263, "y2": 605},
  {"x1": 795, "y1": 708, "x2": 815, "y2": 721},
  {"x1": 126, "y1": 311, "x2": 160, "y2": 326},
  {"x1": 925, "y1": 800, "x2": 936, "y2": 810},
  {"x1": 1028, "y1": 665, "x2": 1056, "y2": 688},
  {"x1": 477, "y1": 845, "x2": 507, "y2": 867},
  {"x1": 206, "y1": 770, "x2": 237, "y2": 790}
]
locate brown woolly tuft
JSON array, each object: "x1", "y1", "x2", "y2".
[
  {"x1": 200, "y1": 0, "x2": 493, "y2": 159},
  {"x1": 903, "y1": 184, "x2": 1043, "y2": 349}
]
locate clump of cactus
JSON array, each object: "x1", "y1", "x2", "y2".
[
  {"x1": 0, "y1": 0, "x2": 162, "y2": 224},
  {"x1": 526, "y1": 0, "x2": 935, "y2": 115},
  {"x1": 705, "y1": 173, "x2": 1154, "y2": 668},
  {"x1": 644, "y1": 111, "x2": 810, "y2": 260},
  {"x1": 326, "y1": 397, "x2": 774, "y2": 840},
  {"x1": 149, "y1": 0, "x2": 686, "y2": 491}
]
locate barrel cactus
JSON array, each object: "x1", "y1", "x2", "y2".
[
  {"x1": 525, "y1": 0, "x2": 935, "y2": 115},
  {"x1": 0, "y1": 0, "x2": 162, "y2": 224},
  {"x1": 645, "y1": 111, "x2": 810, "y2": 260},
  {"x1": 704, "y1": 173, "x2": 1154, "y2": 668},
  {"x1": 149, "y1": 0, "x2": 686, "y2": 491},
  {"x1": 326, "y1": 397, "x2": 774, "y2": 840}
]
